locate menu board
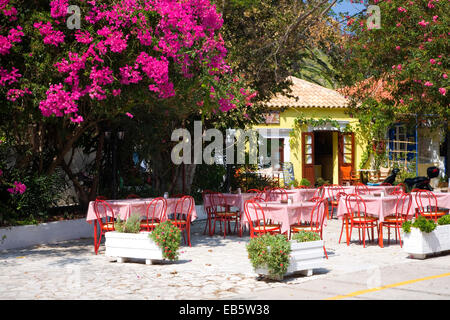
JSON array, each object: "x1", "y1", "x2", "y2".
[{"x1": 283, "y1": 162, "x2": 295, "y2": 186}]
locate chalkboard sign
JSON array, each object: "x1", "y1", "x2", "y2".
[{"x1": 283, "y1": 162, "x2": 295, "y2": 186}]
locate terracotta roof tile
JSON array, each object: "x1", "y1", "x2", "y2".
[{"x1": 263, "y1": 76, "x2": 349, "y2": 108}]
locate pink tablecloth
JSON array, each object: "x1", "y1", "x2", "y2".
[
  {"x1": 241, "y1": 201, "x2": 321, "y2": 234},
  {"x1": 324, "y1": 185, "x2": 396, "y2": 196},
  {"x1": 284, "y1": 189, "x2": 317, "y2": 202},
  {"x1": 336, "y1": 194, "x2": 413, "y2": 222},
  {"x1": 203, "y1": 193, "x2": 256, "y2": 213},
  {"x1": 410, "y1": 191, "x2": 450, "y2": 213},
  {"x1": 86, "y1": 198, "x2": 198, "y2": 222}
]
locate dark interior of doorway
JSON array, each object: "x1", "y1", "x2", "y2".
[{"x1": 314, "y1": 131, "x2": 333, "y2": 183}]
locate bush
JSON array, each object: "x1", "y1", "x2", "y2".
[
  {"x1": 299, "y1": 178, "x2": 311, "y2": 187},
  {"x1": 437, "y1": 215, "x2": 450, "y2": 226},
  {"x1": 246, "y1": 234, "x2": 291, "y2": 279},
  {"x1": 292, "y1": 230, "x2": 321, "y2": 242},
  {"x1": 0, "y1": 171, "x2": 67, "y2": 226},
  {"x1": 149, "y1": 221, "x2": 181, "y2": 261},
  {"x1": 403, "y1": 216, "x2": 437, "y2": 234},
  {"x1": 114, "y1": 214, "x2": 141, "y2": 233}
]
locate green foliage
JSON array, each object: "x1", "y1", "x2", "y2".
[
  {"x1": 315, "y1": 177, "x2": 329, "y2": 187},
  {"x1": 0, "y1": 170, "x2": 67, "y2": 226},
  {"x1": 149, "y1": 221, "x2": 181, "y2": 261},
  {"x1": 338, "y1": 0, "x2": 449, "y2": 128},
  {"x1": 413, "y1": 216, "x2": 437, "y2": 233},
  {"x1": 114, "y1": 214, "x2": 141, "y2": 234},
  {"x1": 231, "y1": 170, "x2": 278, "y2": 193},
  {"x1": 291, "y1": 230, "x2": 321, "y2": 243},
  {"x1": 191, "y1": 163, "x2": 227, "y2": 203},
  {"x1": 402, "y1": 220, "x2": 412, "y2": 233},
  {"x1": 299, "y1": 178, "x2": 311, "y2": 187},
  {"x1": 246, "y1": 234, "x2": 291, "y2": 279},
  {"x1": 437, "y1": 215, "x2": 450, "y2": 226}
]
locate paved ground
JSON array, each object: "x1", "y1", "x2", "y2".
[{"x1": 0, "y1": 218, "x2": 449, "y2": 300}]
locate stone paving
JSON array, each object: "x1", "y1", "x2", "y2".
[{"x1": 0, "y1": 218, "x2": 424, "y2": 300}]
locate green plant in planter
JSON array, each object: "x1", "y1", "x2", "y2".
[
  {"x1": 402, "y1": 217, "x2": 437, "y2": 233},
  {"x1": 114, "y1": 214, "x2": 141, "y2": 233},
  {"x1": 246, "y1": 234, "x2": 291, "y2": 279},
  {"x1": 292, "y1": 230, "x2": 321, "y2": 242},
  {"x1": 437, "y1": 215, "x2": 450, "y2": 226},
  {"x1": 149, "y1": 221, "x2": 181, "y2": 261},
  {"x1": 402, "y1": 220, "x2": 412, "y2": 233},
  {"x1": 299, "y1": 178, "x2": 311, "y2": 187}
]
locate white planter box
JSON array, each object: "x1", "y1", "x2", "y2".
[
  {"x1": 254, "y1": 240, "x2": 325, "y2": 280},
  {"x1": 0, "y1": 218, "x2": 93, "y2": 251},
  {"x1": 403, "y1": 225, "x2": 450, "y2": 259},
  {"x1": 105, "y1": 231, "x2": 164, "y2": 264}
]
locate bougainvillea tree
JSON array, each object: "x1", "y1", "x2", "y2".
[
  {"x1": 0, "y1": 0, "x2": 256, "y2": 208},
  {"x1": 339, "y1": 0, "x2": 449, "y2": 127}
]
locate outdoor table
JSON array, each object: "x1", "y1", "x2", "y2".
[
  {"x1": 241, "y1": 201, "x2": 319, "y2": 236},
  {"x1": 284, "y1": 188, "x2": 317, "y2": 202},
  {"x1": 336, "y1": 194, "x2": 412, "y2": 247},
  {"x1": 86, "y1": 197, "x2": 198, "y2": 222},
  {"x1": 203, "y1": 193, "x2": 256, "y2": 213},
  {"x1": 410, "y1": 191, "x2": 450, "y2": 216}
]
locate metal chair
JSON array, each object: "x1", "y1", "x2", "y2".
[{"x1": 243, "y1": 199, "x2": 281, "y2": 238}]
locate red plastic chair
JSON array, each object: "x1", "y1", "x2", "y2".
[
  {"x1": 379, "y1": 193, "x2": 412, "y2": 247},
  {"x1": 140, "y1": 197, "x2": 167, "y2": 232},
  {"x1": 247, "y1": 189, "x2": 261, "y2": 193},
  {"x1": 390, "y1": 184, "x2": 405, "y2": 195},
  {"x1": 414, "y1": 190, "x2": 447, "y2": 222},
  {"x1": 211, "y1": 192, "x2": 241, "y2": 237},
  {"x1": 93, "y1": 200, "x2": 116, "y2": 254},
  {"x1": 169, "y1": 196, "x2": 194, "y2": 246},
  {"x1": 202, "y1": 190, "x2": 216, "y2": 236},
  {"x1": 327, "y1": 185, "x2": 346, "y2": 219},
  {"x1": 243, "y1": 199, "x2": 281, "y2": 238},
  {"x1": 96, "y1": 196, "x2": 108, "y2": 200},
  {"x1": 355, "y1": 183, "x2": 370, "y2": 196},
  {"x1": 265, "y1": 188, "x2": 288, "y2": 202},
  {"x1": 309, "y1": 186, "x2": 325, "y2": 202},
  {"x1": 289, "y1": 198, "x2": 328, "y2": 258},
  {"x1": 339, "y1": 194, "x2": 379, "y2": 248}
]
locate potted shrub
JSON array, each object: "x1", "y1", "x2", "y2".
[
  {"x1": 402, "y1": 216, "x2": 450, "y2": 259},
  {"x1": 246, "y1": 231, "x2": 325, "y2": 281},
  {"x1": 105, "y1": 215, "x2": 182, "y2": 264}
]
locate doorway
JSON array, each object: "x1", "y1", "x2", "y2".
[{"x1": 314, "y1": 131, "x2": 334, "y2": 184}]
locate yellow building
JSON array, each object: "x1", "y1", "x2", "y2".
[{"x1": 253, "y1": 76, "x2": 365, "y2": 186}]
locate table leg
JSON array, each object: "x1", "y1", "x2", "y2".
[
  {"x1": 346, "y1": 215, "x2": 350, "y2": 246},
  {"x1": 378, "y1": 223, "x2": 384, "y2": 248}
]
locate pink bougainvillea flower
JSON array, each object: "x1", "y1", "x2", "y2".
[
  {"x1": 418, "y1": 20, "x2": 429, "y2": 27},
  {"x1": 443, "y1": 74, "x2": 448, "y2": 79},
  {"x1": 395, "y1": 46, "x2": 401, "y2": 50},
  {"x1": 430, "y1": 58, "x2": 436, "y2": 64},
  {"x1": 126, "y1": 112, "x2": 134, "y2": 118},
  {"x1": 433, "y1": 15, "x2": 438, "y2": 22},
  {"x1": 424, "y1": 81, "x2": 433, "y2": 87},
  {"x1": 7, "y1": 181, "x2": 26, "y2": 195},
  {"x1": 439, "y1": 88, "x2": 446, "y2": 96}
]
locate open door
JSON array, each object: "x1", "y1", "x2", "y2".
[
  {"x1": 338, "y1": 132, "x2": 355, "y2": 185},
  {"x1": 302, "y1": 132, "x2": 315, "y2": 185}
]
